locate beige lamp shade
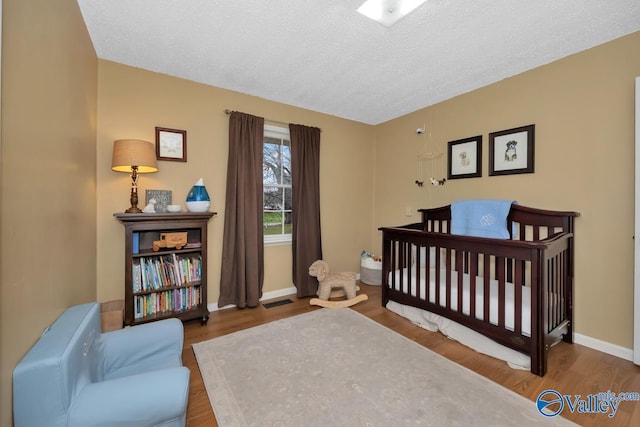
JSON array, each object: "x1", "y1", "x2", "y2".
[{"x1": 111, "y1": 139, "x2": 158, "y2": 173}]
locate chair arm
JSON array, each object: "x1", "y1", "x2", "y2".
[
  {"x1": 68, "y1": 366, "x2": 190, "y2": 427},
  {"x1": 98, "y1": 318, "x2": 184, "y2": 379}
]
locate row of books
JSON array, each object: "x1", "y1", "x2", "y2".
[
  {"x1": 134, "y1": 286, "x2": 201, "y2": 319},
  {"x1": 132, "y1": 254, "x2": 202, "y2": 292}
]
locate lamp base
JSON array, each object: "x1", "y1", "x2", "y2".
[{"x1": 125, "y1": 175, "x2": 142, "y2": 213}]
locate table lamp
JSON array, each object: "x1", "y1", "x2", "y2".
[{"x1": 111, "y1": 139, "x2": 158, "y2": 213}]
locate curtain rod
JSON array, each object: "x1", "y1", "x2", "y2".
[{"x1": 224, "y1": 109, "x2": 321, "y2": 131}]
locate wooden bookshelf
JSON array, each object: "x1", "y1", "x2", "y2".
[{"x1": 115, "y1": 212, "x2": 216, "y2": 326}]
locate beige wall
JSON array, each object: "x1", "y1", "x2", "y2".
[
  {"x1": 1, "y1": 4, "x2": 638, "y2": 423},
  {"x1": 96, "y1": 60, "x2": 375, "y2": 305},
  {"x1": 0, "y1": 0, "x2": 98, "y2": 424},
  {"x1": 374, "y1": 31, "x2": 640, "y2": 349}
]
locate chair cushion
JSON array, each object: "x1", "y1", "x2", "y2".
[
  {"x1": 68, "y1": 366, "x2": 190, "y2": 427},
  {"x1": 97, "y1": 318, "x2": 184, "y2": 381}
]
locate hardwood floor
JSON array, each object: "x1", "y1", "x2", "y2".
[{"x1": 182, "y1": 284, "x2": 640, "y2": 426}]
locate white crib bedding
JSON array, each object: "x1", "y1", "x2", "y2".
[
  {"x1": 386, "y1": 267, "x2": 535, "y2": 371},
  {"x1": 389, "y1": 267, "x2": 531, "y2": 336},
  {"x1": 386, "y1": 300, "x2": 531, "y2": 371}
]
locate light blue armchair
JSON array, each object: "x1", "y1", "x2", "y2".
[{"x1": 13, "y1": 302, "x2": 190, "y2": 427}]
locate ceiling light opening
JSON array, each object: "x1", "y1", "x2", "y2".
[{"x1": 357, "y1": 0, "x2": 427, "y2": 27}]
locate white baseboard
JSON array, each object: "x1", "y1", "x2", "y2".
[
  {"x1": 208, "y1": 286, "x2": 297, "y2": 312},
  {"x1": 574, "y1": 333, "x2": 634, "y2": 362}
]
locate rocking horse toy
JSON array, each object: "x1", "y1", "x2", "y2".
[{"x1": 308, "y1": 260, "x2": 368, "y2": 308}]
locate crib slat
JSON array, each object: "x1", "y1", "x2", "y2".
[
  {"x1": 400, "y1": 241, "x2": 407, "y2": 294},
  {"x1": 435, "y1": 252, "x2": 441, "y2": 307},
  {"x1": 416, "y1": 245, "x2": 422, "y2": 300},
  {"x1": 552, "y1": 255, "x2": 557, "y2": 331},
  {"x1": 496, "y1": 257, "x2": 506, "y2": 329},
  {"x1": 424, "y1": 248, "x2": 431, "y2": 302},
  {"x1": 389, "y1": 240, "x2": 396, "y2": 291},
  {"x1": 514, "y1": 260, "x2": 523, "y2": 335},
  {"x1": 483, "y1": 255, "x2": 491, "y2": 322},
  {"x1": 549, "y1": 255, "x2": 556, "y2": 331},
  {"x1": 560, "y1": 251, "x2": 567, "y2": 323},
  {"x1": 558, "y1": 254, "x2": 563, "y2": 328},
  {"x1": 469, "y1": 252, "x2": 478, "y2": 320},
  {"x1": 445, "y1": 248, "x2": 451, "y2": 310},
  {"x1": 456, "y1": 250, "x2": 464, "y2": 314}
]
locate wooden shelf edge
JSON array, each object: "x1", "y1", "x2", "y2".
[
  {"x1": 128, "y1": 307, "x2": 209, "y2": 326},
  {"x1": 115, "y1": 212, "x2": 216, "y2": 223}
]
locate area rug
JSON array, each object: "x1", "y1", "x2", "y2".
[{"x1": 193, "y1": 308, "x2": 575, "y2": 426}]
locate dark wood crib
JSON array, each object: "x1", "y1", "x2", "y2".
[{"x1": 379, "y1": 204, "x2": 578, "y2": 376}]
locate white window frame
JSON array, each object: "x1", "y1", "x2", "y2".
[{"x1": 263, "y1": 124, "x2": 292, "y2": 245}]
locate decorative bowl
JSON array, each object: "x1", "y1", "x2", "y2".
[
  {"x1": 186, "y1": 201, "x2": 210, "y2": 212},
  {"x1": 166, "y1": 204, "x2": 182, "y2": 213}
]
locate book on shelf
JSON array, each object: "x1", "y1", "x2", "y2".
[
  {"x1": 172, "y1": 253, "x2": 183, "y2": 285},
  {"x1": 132, "y1": 261, "x2": 142, "y2": 292},
  {"x1": 133, "y1": 232, "x2": 140, "y2": 254}
]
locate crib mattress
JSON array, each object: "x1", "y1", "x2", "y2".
[{"x1": 389, "y1": 267, "x2": 531, "y2": 336}]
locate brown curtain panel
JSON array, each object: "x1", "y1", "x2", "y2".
[
  {"x1": 218, "y1": 112, "x2": 265, "y2": 308},
  {"x1": 290, "y1": 124, "x2": 322, "y2": 297}
]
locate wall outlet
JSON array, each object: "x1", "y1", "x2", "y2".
[{"x1": 405, "y1": 207, "x2": 413, "y2": 217}]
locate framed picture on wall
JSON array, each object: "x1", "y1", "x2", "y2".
[
  {"x1": 489, "y1": 124, "x2": 535, "y2": 176},
  {"x1": 447, "y1": 135, "x2": 482, "y2": 179},
  {"x1": 156, "y1": 127, "x2": 187, "y2": 162}
]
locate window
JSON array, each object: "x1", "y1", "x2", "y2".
[{"x1": 263, "y1": 125, "x2": 291, "y2": 244}]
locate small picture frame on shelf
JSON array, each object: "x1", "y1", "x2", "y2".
[
  {"x1": 489, "y1": 124, "x2": 535, "y2": 176},
  {"x1": 155, "y1": 127, "x2": 187, "y2": 162},
  {"x1": 447, "y1": 135, "x2": 482, "y2": 179},
  {"x1": 145, "y1": 189, "x2": 172, "y2": 213}
]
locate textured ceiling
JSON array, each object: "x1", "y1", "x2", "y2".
[{"x1": 77, "y1": 0, "x2": 640, "y2": 125}]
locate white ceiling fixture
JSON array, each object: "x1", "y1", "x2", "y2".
[{"x1": 357, "y1": 0, "x2": 427, "y2": 27}]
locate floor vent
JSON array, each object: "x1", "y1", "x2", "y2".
[{"x1": 263, "y1": 299, "x2": 294, "y2": 308}]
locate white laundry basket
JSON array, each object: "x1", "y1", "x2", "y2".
[{"x1": 360, "y1": 257, "x2": 382, "y2": 285}]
